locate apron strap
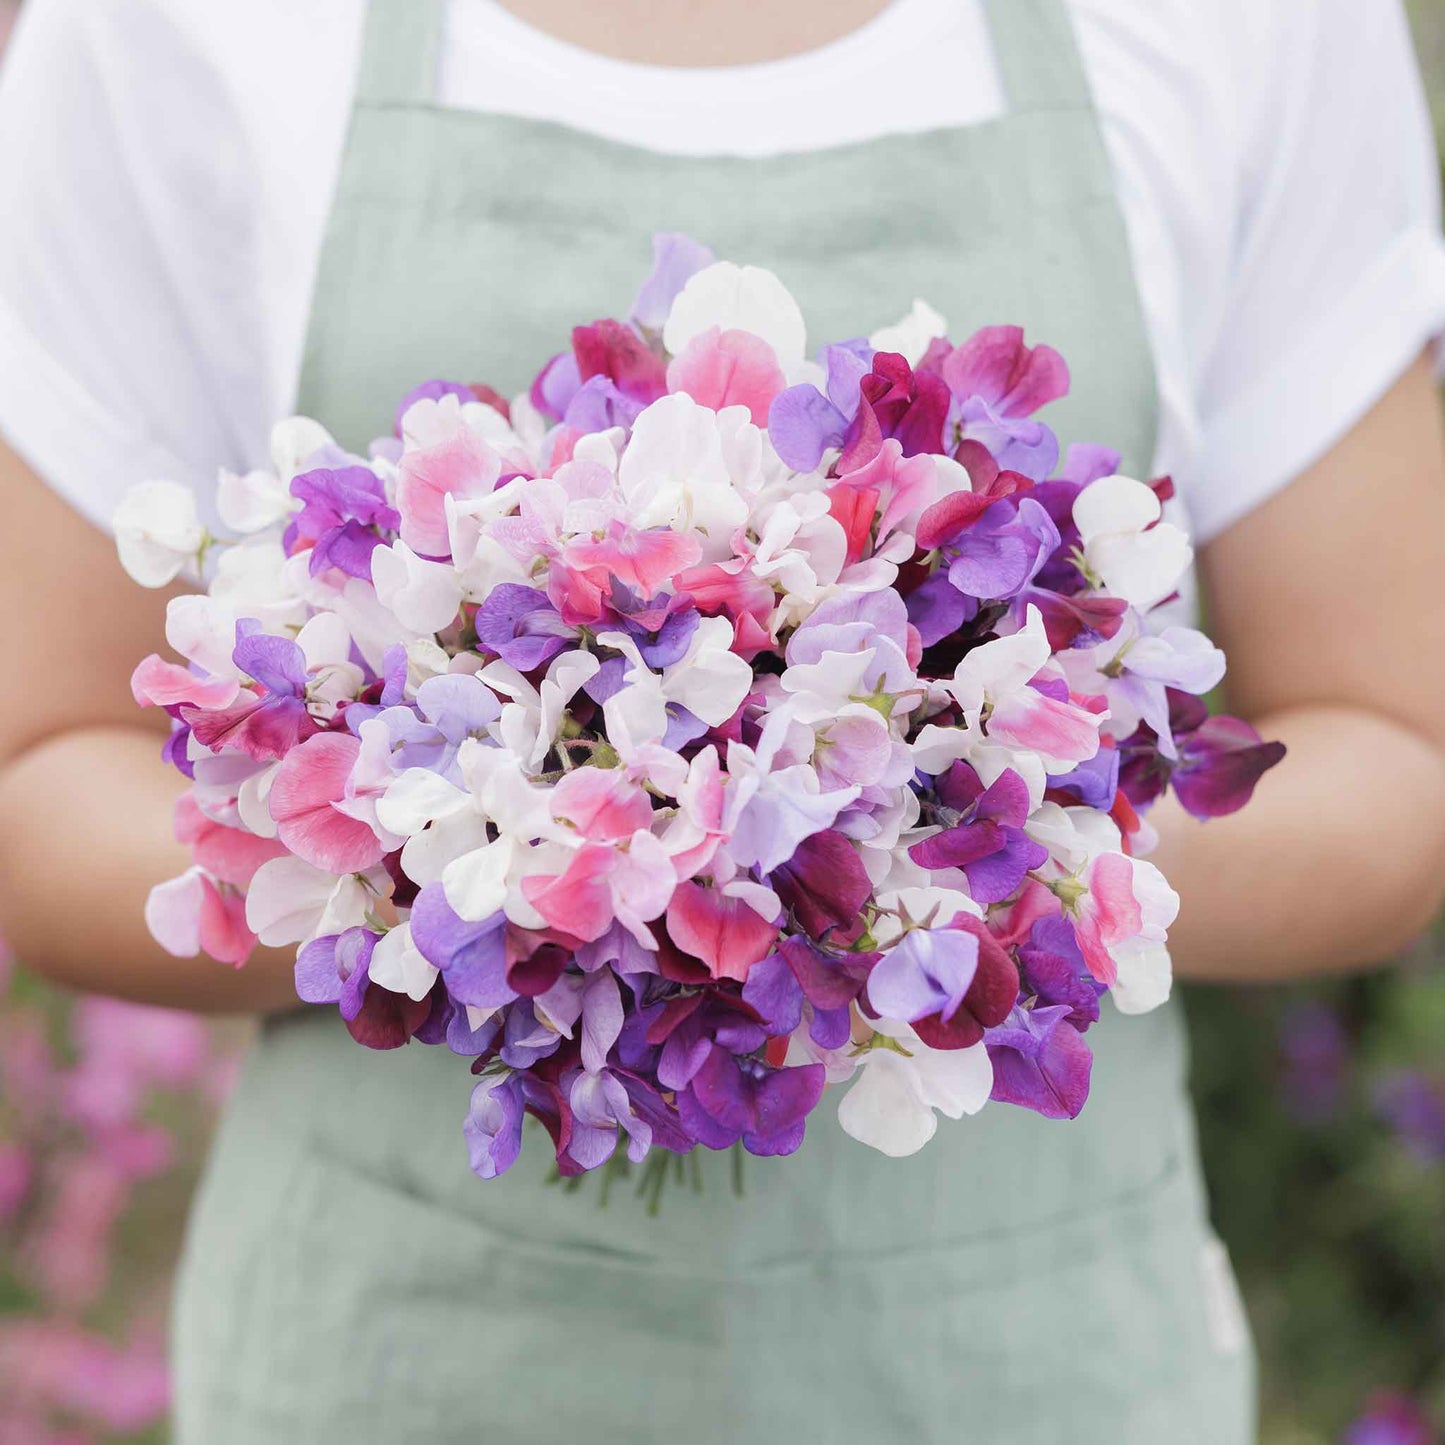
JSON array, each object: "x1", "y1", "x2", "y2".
[
  {"x1": 355, "y1": 0, "x2": 445, "y2": 106},
  {"x1": 983, "y1": 0, "x2": 1093, "y2": 114}
]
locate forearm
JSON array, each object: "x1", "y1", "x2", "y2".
[
  {"x1": 1156, "y1": 704, "x2": 1445, "y2": 982},
  {"x1": 0, "y1": 725, "x2": 302, "y2": 1013}
]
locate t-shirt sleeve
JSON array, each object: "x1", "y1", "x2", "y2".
[
  {"x1": 1188, "y1": 0, "x2": 1445, "y2": 543},
  {"x1": 0, "y1": 0, "x2": 271, "y2": 533}
]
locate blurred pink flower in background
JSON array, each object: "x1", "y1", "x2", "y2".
[{"x1": 0, "y1": 933, "x2": 242, "y2": 1442}]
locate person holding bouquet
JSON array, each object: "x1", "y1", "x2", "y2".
[{"x1": 2, "y1": 1, "x2": 1445, "y2": 1441}]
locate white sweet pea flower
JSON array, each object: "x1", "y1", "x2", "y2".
[
  {"x1": 371, "y1": 539, "x2": 465, "y2": 634},
  {"x1": 368, "y1": 922, "x2": 439, "y2": 1002},
  {"x1": 599, "y1": 618, "x2": 752, "y2": 754},
  {"x1": 209, "y1": 536, "x2": 309, "y2": 633},
  {"x1": 113, "y1": 480, "x2": 205, "y2": 587},
  {"x1": 1073, "y1": 474, "x2": 1192, "y2": 612},
  {"x1": 295, "y1": 610, "x2": 365, "y2": 715},
  {"x1": 662, "y1": 260, "x2": 807, "y2": 372},
  {"x1": 244, "y1": 856, "x2": 374, "y2": 947},
  {"x1": 617, "y1": 394, "x2": 750, "y2": 559},
  {"x1": 945, "y1": 604, "x2": 1103, "y2": 774},
  {"x1": 868, "y1": 298, "x2": 948, "y2": 366},
  {"x1": 481, "y1": 650, "x2": 600, "y2": 773},
  {"x1": 164, "y1": 594, "x2": 244, "y2": 680},
  {"x1": 871, "y1": 883, "x2": 982, "y2": 947},
  {"x1": 216, "y1": 468, "x2": 295, "y2": 534},
  {"x1": 837, "y1": 1020, "x2": 993, "y2": 1157},
  {"x1": 270, "y1": 416, "x2": 337, "y2": 481}
]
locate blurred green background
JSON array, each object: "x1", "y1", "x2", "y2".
[{"x1": 1, "y1": 3, "x2": 1445, "y2": 1442}]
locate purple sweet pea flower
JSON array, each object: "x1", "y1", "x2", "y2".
[
  {"x1": 867, "y1": 927, "x2": 980, "y2": 1025},
  {"x1": 1046, "y1": 747, "x2": 1120, "y2": 811},
  {"x1": 768, "y1": 343, "x2": 872, "y2": 472},
  {"x1": 646, "y1": 991, "x2": 769, "y2": 1092},
  {"x1": 630, "y1": 231, "x2": 716, "y2": 333},
  {"x1": 986, "y1": 1003, "x2": 1093, "y2": 1120},
  {"x1": 464, "y1": 1073, "x2": 527, "y2": 1179},
  {"x1": 1119, "y1": 691, "x2": 1286, "y2": 819},
  {"x1": 287, "y1": 464, "x2": 400, "y2": 580},
  {"x1": 408, "y1": 885, "x2": 515, "y2": 1012},
  {"x1": 567, "y1": 1067, "x2": 653, "y2": 1170},
  {"x1": 295, "y1": 927, "x2": 433, "y2": 1050},
  {"x1": 742, "y1": 936, "x2": 872, "y2": 1048},
  {"x1": 474, "y1": 584, "x2": 579, "y2": 672},
  {"x1": 904, "y1": 570, "x2": 977, "y2": 648},
  {"x1": 1016, "y1": 915, "x2": 1103, "y2": 1029},
  {"x1": 909, "y1": 764, "x2": 1049, "y2": 905},
  {"x1": 945, "y1": 495, "x2": 1061, "y2": 602},
  {"x1": 677, "y1": 1046, "x2": 827, "y2": 1157}
]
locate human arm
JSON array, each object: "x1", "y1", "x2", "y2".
[
  {"x1": 1157, "y1": 352, "x2": 1445, "y2": 980},
  {"x1": 0, "y1": 439, "x2": 304, "y2": 1012}
]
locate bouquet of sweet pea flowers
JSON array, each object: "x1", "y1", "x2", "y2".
[{"x1": 115, "y1": 235, "x2": 1282, "y2": 1181}]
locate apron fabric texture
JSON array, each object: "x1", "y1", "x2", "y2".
[{"x1": 172, "y1": 1, "x2": 1257, "y2": 1438}]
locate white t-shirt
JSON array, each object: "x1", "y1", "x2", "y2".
[{"x1": 1, "y1": 0, "x2": 1443, "y2": 546}]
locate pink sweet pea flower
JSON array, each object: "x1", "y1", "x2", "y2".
[
  {"x1": 143, "y1": 867, "x2": 256, "y2": 966},
  {"x1": 397, "y1": 426, "x2": 501, "y2": 558},
  {"x1": 549, "y1": 767, "x2": 654, "y2": 842},
  {"x1": 560, "y1": 520, "x2": 702, "y2": 601},
  {"x1": 665, "y1": 880, "x2": 780, "y2": 983},
  {"x1": 172, "y1": 793, "x2": 285, "y2": 886},
  {"x1": 666, "y1": 326, "x2": 786, "y2": 426},
  {"x1": 130, "y1": 654, "x2": 240, "y2": 711},
  {"x1": 269, "y1": 732, "x2": 387, "y2": 874},
  {"x1": 1072, "y1": 849, "x2": 1177, "y2": 1014},
  {"x1": 522, "y1": 830, "x2": 675, "y2": 947}
]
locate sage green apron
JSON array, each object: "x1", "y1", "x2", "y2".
[{"x1": 172, "y1": 2, "x2": 1257, "y2": 1439}]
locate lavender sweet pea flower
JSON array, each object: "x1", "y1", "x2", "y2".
[
  {"x1": 567, "y1": 1068, "x2": 653, "y2": 1171},
  {"x1": 377, "y1": 673, "x2": 502, "y2": 784},
  {"x1": 769, "y1": 344, "x2": 872, "y2": 472},
  {"x1": 1372, "y1": 1071, "x2": 1445, "y2": 1163},
  {"x1": 905, "y1": 570, "x2": 977, "y2": 648},
  {"x1": 497, "y1": 998, "x2": 567, "y2": 1069},
  {"x1": 630, "y1": 232, "x2": 716, "y2": 333},
  {"x1": 464, "y1": 1073, "x2": 526, "y2": 1179},
  {"x1": 408, "y1": 884, "x2": 515, "y2": 1011},
  {"x1": 474, "y1": 584, "x2": 579, "y2": 671},
  {"x1": 986, "y1": 1003, "x2": 1093, "y2": 1120},
  {"x1": 945, "y1": 496, "x2": 1061, "y2": 602},
  {"x1": 867, "y1": 927, "x2": 979, "y2": 1024},
  {"x1": 564, "y1": 374, "x2": 647, "y2": 432},
  {"x1": 677, "y1": 1046, "x2": 827, "y2": 1157},
  {"x1": 287, "y1": 464, "x2": 400, "y2": 579},
  {"x1": 909, "y1": 764, "x2": 1049, "y2": 905}
]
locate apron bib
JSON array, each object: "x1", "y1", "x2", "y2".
[{"x1": 173, "y1": 3, "x2": 1256, "y2": 1439}]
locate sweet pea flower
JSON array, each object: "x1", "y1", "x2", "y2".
[
  {"x1": 1072, "y1": 474, "x2": 1192, "y2": 612},
  {"x1": 630, "y1": 231, "x2": 717, "y2": 332},
  {"x1": 395, "y1": 422, "x2": 501, "y2": 558},
  {"x1": 666, "y1": 326, "x2": 786, "y2": 426},
  {"x1": 287, "y1": 464, "x2": 399, "y2": 581},
  {"x1": 945, "y1": 604, "x2": 1104, "y2": 774},
  {"x1": 985, "y1": 1003, "x2": 1093, "y2": 1119},
  {"x1": 662, "y1": 260, "x2": 807, "y2": 373},
  {"x1": 931, "y1": 325, "x2": 1070, "y2": 480},
  {"x1": 113, "y1": 480, "x2": 206, "y2": 588},
  {"x1": 1071, "y1": 850, "x2": 1177, "y2": 1014},
  {"x1": 837, "y1": 1019, "x2": 993, "y2": 1157},
  {"x1": 768, "y1": 342, "x2": 872, "y2": 472},
  {"x1": 677, "y1": 1047, "x2": 826, "y2": 1157},
  {"x1": 144, "y1": 867, "x2": 255, "y2": 965}
]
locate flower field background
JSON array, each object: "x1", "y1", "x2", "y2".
[{"x1": 1, "y1": 3, "x2": 1444, "y2": 1440}]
